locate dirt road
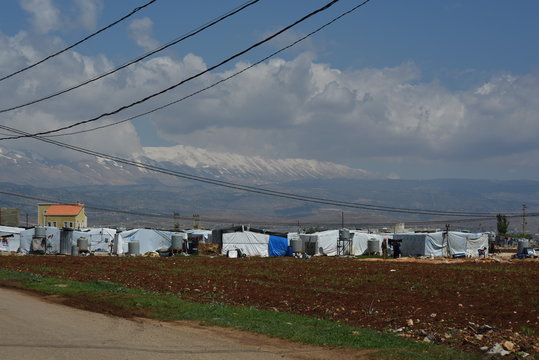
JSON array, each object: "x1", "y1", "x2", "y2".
[{"x1": 0, "y1": 288, "x2": 368, "y2": 360}]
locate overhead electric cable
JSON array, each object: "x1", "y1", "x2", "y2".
[
  {"x1": 2, "y1": 189, "x2": 531, "y2": 228},
  {"x1": 44, "y1": 0, "x2": 374, "y2": 138},
  {"x1": 0, "y1": 122, "x2": 513, "y2": 217},
  {"x1": 0, "y1": 0, "x2": 342, "y2": 140},
  {"x1": 0, "y1": 1, "x2": 517, "y2": 217},
  {"x1": 0, "y1": 0, "x2": 261, "y2": 114},
  {"x1": 0, "y1": 0, "x2": 158, "y2": 83}
]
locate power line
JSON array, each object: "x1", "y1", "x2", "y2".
[
  {"x1": 0, "y1": 0, "x2": 261, "y2": 114},
  {"x1": 0, "y1": 0, "x2": 158, "y2": 83},
  {"x1": 0, "y1": 122, "x2": 518, "y2": 217},
  {"x1": 0, "y1": 1, "x2": 522, "y2": 218},
  {"x1": 44, "y1": 0, "x2": 375, "y2": 139},
  {"x1": 0, "y1": 0, "x2": 342, "y2": 140},
  {"x1": 3, "y1": 189, "x2": 533, "y2": 228}
]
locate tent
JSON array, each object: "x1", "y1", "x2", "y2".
[
  {"x1": 118, "y1": 229, "x2": 175, "y2": 254},
  {"x1": 185, "y1": 229, "x2": 212, "y2": 243},
  {"x1": 396, "y1": 231, "x2": 489, "y2": 257},
  {"x1": 299, "y1": 230, "x2": 339, "y2": 256},
  {"x1": 0, "y1": 225, "x2": 24, "y2": 252},
  {"x1": 19, "y1": 227, "x2": 61, "y2": 254},
  {"x1": 222, "y1": 231, "x2": 270, "y2": 257},
  {"x1": 73, "y1": 228, "x2": 117, "y2": 253},
  {"x1": 350, "y1": 231, "x2": 391, "y2": 256}
]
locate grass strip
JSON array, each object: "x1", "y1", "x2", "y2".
[{"x1": 0, "y1": 269, "x2": 478, "y2": 360}]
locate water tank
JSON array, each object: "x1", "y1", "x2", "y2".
[
  {"x1": 368, "y1": 239, "x2": 380, "y2": 254},
  {"x1": 517, "y1": 239, "x2": 530, "y2": 254},
  {"x1": 77, "y1": 237, "x2": 89, "y2": 252},
  {"x1": 71, "y1": 245, "x2": 79, "y2": 256},
  {"x1": 290, "y1": 239, "x2": 304, "y2": 253},
  {"x1": 34, "y1": 226, "x2": 46, "y2": 238},
  {"x1": 339, "y1": 229, "x2": 350, "y2": 240},
  {"x1": 128, "y1": 241, "x2": 140, "y2": 255},
  {"x1": 171, "y1": 233, "x2": 184, "y2": 250}
]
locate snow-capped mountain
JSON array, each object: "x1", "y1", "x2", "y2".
[
  {"x1": 141, "y1": 145, "x2": 376, "y2": 182},
  {"x1": 0, "y1": 145, "x2": 378, "y2": 187}
]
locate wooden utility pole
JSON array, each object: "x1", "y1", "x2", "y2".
[
  {"x1": 522, "y1": 204, "x2": 527, "y2": 235},
  {"x1": 173, "y1": 212, "x2": 180, "y2": 232}
]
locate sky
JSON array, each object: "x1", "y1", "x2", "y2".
[{"x1": 0, "y1": 0, "x2": 538, "y2": 180}]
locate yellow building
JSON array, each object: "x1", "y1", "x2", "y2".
[{"x1": 37, "y1": 203, "x2": 87, "y2": 229}]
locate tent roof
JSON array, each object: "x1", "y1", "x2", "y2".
[{"x1": 45, "y1": 204, "x2": 84, "y2": 216}]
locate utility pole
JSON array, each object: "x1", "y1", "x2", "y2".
[
  {"x1": 173, "y1": 212, "x2": 180, "y2": 232},
  {"x1": 522, "y1": 204, "x2": 527, "y2": 235},
  {"x1": 192, "y1": 214, "x2": 200, "y2": 229},
  {"x1": 443, "y1": 224, "x2": 450, "y2": 257},
  {"x1": 341, "y1": 211, "x2": 344, "y2": 229}
]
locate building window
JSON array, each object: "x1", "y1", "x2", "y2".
[
  {"x1": 48, "y1": 222, "x2": 52, "y2": 226},
  {"x1": 69, "y1": 222, "x2": 73, "y2": 228},
  {"x1": 53, "y1": 222, "x2": 57, "y2": 227}
]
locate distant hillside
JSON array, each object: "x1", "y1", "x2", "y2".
[
  {"x1": 1, "y1": 178, "x2": 537, "y2": 233},
  {"x1": 0, "y1": 145, "x2": 378, "y2": 187}
]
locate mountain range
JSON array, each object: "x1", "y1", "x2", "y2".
[
  {"x1": 0, "y1": 145, "x2": 537, "y2": 233},
  {"x1": 0, "y1": 145, "x2": 377, "y2": 187}
]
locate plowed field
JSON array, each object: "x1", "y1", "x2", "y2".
[{"x1": 1, "y1": 255, "x2": 538, "y2": 355}]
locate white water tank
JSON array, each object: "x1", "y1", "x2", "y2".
[
  {"x1": 128, "y1": 241, "x2": 140, "y2": 255},
  {"x1": 367, "y1": 239, "x2": 380, "y2": 254},
  {"x1": 77, "y1": 237, "x2": 89, "y2": 252}
]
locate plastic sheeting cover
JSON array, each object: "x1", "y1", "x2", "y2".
[
  {"x1": 222, "y1": 231, "x2": 269, "y2": 257},
  {"x1": 19, "y1": 227, "x2": 60, "y2": 254},
  {"x1": 268, "y1": 235, "x2": 289, "y2": 256},
  {"x1": 397, "y1": 232, "x2": 489, "y2": 257},
  {"x1": 119, "y1": 229, "x2": 175, "y2": 254},
  {"x1": 0, "y1": 225, "x2": 24, "y2": 252}
]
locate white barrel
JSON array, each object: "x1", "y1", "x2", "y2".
[
  {"x1": 128, "y1": 241, "x2": 140, "y2": 255},
  {"x1": 290, "y1": 239, "x2": 304, "y2": 253},
  {"x1": 34, "y1": 226, "x2": 46, "y2": 238},
  {"x1": 517, "y1": 239, "x2": 529, "y2": 254},
  {"x1": 77, "y1": 237, "x2": 89, "y2": 252},
  {"x1": 368, "y1": 239, "x2": 380, "y2": 254},
  {"x1": 171, "y1": 234, "x2": 183, "y2": 250}
]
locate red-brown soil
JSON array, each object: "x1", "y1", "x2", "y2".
[{"x1": 0, "y1": 255, "x2": 538, "y2": 355}]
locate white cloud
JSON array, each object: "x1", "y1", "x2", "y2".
[
  {"x1": 20, "y1": 0, "x2": 61, "y2": 34},
  {"x1": 128, "y1": 17, "x2": 159, "y2": 52},
  {"x1": 1, "y1": 20, "x2": 539, "y2": 179},
  {"x1": 73, "y1": 0, "x2": 102, "y2": 31}
]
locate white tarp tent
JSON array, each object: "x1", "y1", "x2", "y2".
[
  {"x1": 222, "y1": 231, "x2": 269, "y2": 257},
  {"x1": 73, "y1": 228, "x2": 117, "y2": 253},
  {"x1": 300, "y1": 230, "x2": 339, "y2": 256},
  {"x1": 186, "y1": 229, "x2": 212, "y2": 243},
  {"x1": 118, "y1": 229, "x2": 175, "y2": 254},
  {"x1": 299, "y1": 230, "x2": 391, "y2": 256},
  {"x1": 19, "y1": 227, "x2": 60, "y2": 254},
  {"x1": 350, "y1": 232, "x2": 391, "y2": 256},
  {"x1": 396, "y1": 231, "x2": 489, "y2": 257},
  {"x1": 0, "y1": 225, "x2": 25, "y2": 252}
]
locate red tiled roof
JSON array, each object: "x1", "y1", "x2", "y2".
[{"x1": 45, "y1": 204, "x2": 84, "y2": 216}]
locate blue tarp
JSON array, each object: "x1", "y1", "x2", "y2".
[{"x1": 268, "y1": 235, "x2": 289, "y2": 256}]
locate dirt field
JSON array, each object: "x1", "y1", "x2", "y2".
[{"x1": 0, "y1": 255, "x2": 538, "y2": 355}]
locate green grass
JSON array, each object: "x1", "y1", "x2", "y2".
[{"x1": 0, "y1": 268, "x2": 479, "y2": 360}]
